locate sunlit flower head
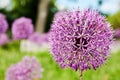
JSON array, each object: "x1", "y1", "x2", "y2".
[{"x1": 49, "y1": 9, "x2": 113, "y2": 71}]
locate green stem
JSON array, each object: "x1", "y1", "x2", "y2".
[{"x1": 80, "y1": 70, "x2": 83, "y2": 80}]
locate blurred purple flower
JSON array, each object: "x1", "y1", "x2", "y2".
[
  {"x1": 0, "y1": 13, "x2": 8, "y2": 33},
  {"x1": 0, "y1": 33, "x2": 9, "y2": 46},
  {"x1": 114, "y1": 29, "x2": 120, "y2": 38},
  {"x1": 28, "y1": 32, "x2": 49, "y2": 46},
  {"x1": 12, "y1": 17, "x2": 34, "y2": 40},
  {"x1": 49, "y1": 9, "x2": 113, "y2": 71},
  {"x1": 6, "y1": 56, "x2": 43, "y2": 80}
]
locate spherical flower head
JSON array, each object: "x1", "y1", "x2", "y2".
[
  {"x1": 0, "y1": 13, "x2": 8, "y2": 33},
  {"x1": 0, "y1": 33, "x2": 9, "y2": 45},
  {"x1": 6, "y1": 56, "x2": 43, "y2": 80},
  {"x1": 49, "y1": 9, "x2": 113, "y2": 71},
  {"x1": 12, "y1": 17, "x2": 34, "y2": 40},
  {"x1": 29, "y1": 32, "x2": 49, "y2": 46},
  {"x1": 28, "y1": 32, "x2": 41, "y2": 45}
]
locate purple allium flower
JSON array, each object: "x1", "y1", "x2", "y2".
[
  {"x1": 6, "y1": 56, "x2": 43, "y2": 80},
  {"x1": 0, "y1": 13, "x2": 8, "y2": 33},
  {"x1": 12, "y1": 17, "x2": 34, "y2": 40},
  {"x1": 29, "y1": 32, "x2": 49, "y2": 46},
  {"x1": 49, "y1": 9, "x2": 113, "y2": 71},
  {"x1": 28, "y1": 32, "x2": 41, "y2": 45},
  {"x1": 0, "y1": 33, "x2": 9, "y2": 45},
  {"x1": 114, "y1": 29, "x2": 120, "y2": 38}
]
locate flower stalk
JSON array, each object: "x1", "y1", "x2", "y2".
[{"x1": 80, "y1": 70, "x2": 83, "y2": 80}]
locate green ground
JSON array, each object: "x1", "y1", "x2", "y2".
[{"x1": 0, "y1": 44, "x2": 120, "y2": 80}]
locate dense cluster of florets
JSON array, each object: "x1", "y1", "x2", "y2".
[
  {"x1": 49, "y1": 9, "x2": 113, "y2": 71},
  {"x1": 12, "y1": 17, "x2": 34, "y2": 39},
  {"x1": 6, "y1": 56, "x2": 43, "y2": 80}
]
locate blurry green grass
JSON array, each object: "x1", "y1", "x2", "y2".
[{"x1": 0, "y1": 45, "x2": 120, "y2": 80}]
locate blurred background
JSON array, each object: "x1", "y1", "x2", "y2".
[
  {"x1": 0, "y1": 0, "x2": 120, "y2": 80},
  {"x1": 0, "y1": 0, "x2": 120, "y2": 32}
]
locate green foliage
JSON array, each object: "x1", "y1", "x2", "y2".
[
  {"x1": 107, "y1": 11, "x2": 120, "y2": 29},
  {"x1": 0, "y1": 0, "x2": 58, "y2": 32},
  {"x1": 0, "y1": 0, "x2": 39, "y2": 37},
  {"x1": 0, "y1": 43, "x2": 120, "y2": 80},
  {"x1": 45, "y1": 0, "x2": 58, "y2": 32},
  {"x1": 0, "y1": 0, "x2": 39, "y2": 28},
  {"x1": 12, "y1": 0, "x2": 39, "y2": 24}
]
